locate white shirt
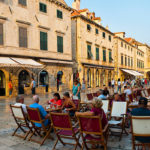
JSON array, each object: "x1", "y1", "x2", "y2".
[
  {"x1": 111, "y1": 80, "x2": 115, "y2": 85},
  {"x1": 118, "y1": 81, "x2": 121, "y2": 86},
  {"x1": 124, "y1": 89, "x2": 132, "y2": 101},
  {"x1": 14, "y1": 103, "x2": 27, "y2": 114}
]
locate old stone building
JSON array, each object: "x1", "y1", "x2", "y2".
[
  {"x1": 0, "y1": 0, "x2": 73, "y2": 96},
  {"x1": 114, "y1": 32, "x2": 144, "y2": 81},
  {"x1": 71, "y1": 0, "x2": 114, "y2": 90}
]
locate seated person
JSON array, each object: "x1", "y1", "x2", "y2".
[
  {"x1": 30, "y1": 95, "x2": 50, "y2": 127},
  {"x1": 47, "y1": 93, "x2": 62, "y2": 108},
  {"x1": 114, "y1": 93, "x2": 121, "y2": 101},
  {"x1": 61, "y1": 92, "x2": 76, "y2": 117},
  {"x1": 76, "y1": 98, "x2": 108, "y2": 129},
  {"x1": 124, "y1": 86, "x2": 132, "y2": 101},
  {"x1": 14, "y1": 95, "x2": 27, "y2": 114},
  {"x1": 98, "y1": 90, "x2": 107, "y2": 100},
  {"x1": 103, "y1": 87, "x2": 109, "y2": 97},
  {"x1": 131, "y1": 97, "x2": 150, "y2": 143}
]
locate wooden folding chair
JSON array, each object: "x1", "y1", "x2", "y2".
[
  {"x1": 141, "y1": 90, "x2": 146, "y2": 97},
  {"x1": 77, "y1": 115, "x2": 108, "y2": 150},
  {"x1": 108, "y1": 101, "x2": 128, "y2": 140},
  {"x1": 27, "y1": 107, "x2": 53, "y2": 145},
  {"x1": 102, "y1": 100, "x2": 109, "y2": 114},
  {"x1": 120, "y1": 93, "x2": 126, "y2": 102},
  {"x1": 87, "y1": 93, "x2": 93, "y2": 101},
  {"x1": 131, "y1": 116, "x2": 150, "y2": 150},
  {"x1": 93, "y1": 93, "x2": 98, "y2": 97},
  {"x1": 50, "y1": 112, "x2": 81, "y2": 150},
  {"x1": 10, "y1": 104, "x2": 32, "y2": 140},
  {"x1": 72, "y1": 99, "x2": 80, "y2": 111}
]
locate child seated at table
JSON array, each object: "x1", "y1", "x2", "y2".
[{"x1": 47, "y1": 93, "x2": 62, "y2": 109}]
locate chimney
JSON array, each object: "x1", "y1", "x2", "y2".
[{"x1": 72, "y1": 0, "x2": 80, "y2": 10}]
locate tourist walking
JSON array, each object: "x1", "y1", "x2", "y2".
[
  {"x1": 31, "y1": 78, "x2": 36, "y2": 95},
  {"x1": 72, "y1": 80, "x2": 81, "y2": 100},
  {"x1": 117, "y1": 78, "x2": 121, "y2": 94},
  {"x1": 8, "y1": 80, "x2": 13, "y2": 96}
]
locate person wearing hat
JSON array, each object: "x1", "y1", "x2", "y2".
[{"x1": 131, "y1": 97, "x2": 150, "y2": 144}]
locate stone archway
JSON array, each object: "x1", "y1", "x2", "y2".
[
  {"x1": 57, "y1": 71, "x2": 63, "y2": 91},
  {"x1": 0, "y1": 70, "x2": 6, "y2": 96},
  {"x1": 18, "y1": 70, "x2": 30, "y2": 94}
]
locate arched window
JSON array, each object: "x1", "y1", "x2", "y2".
[
  {"x1": 57, "y1": 71, "x2": 63, "y2": 91},
  {"x1": 96, "y1": 69, "x2": 99, "y2": 87},
  {"x1": 87, "y1": 69, "x2": 91, "y2": 88}
]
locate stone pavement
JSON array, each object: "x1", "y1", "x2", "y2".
[{"x1": 0, "y1": 94, "x2": 132, "y2": 150}]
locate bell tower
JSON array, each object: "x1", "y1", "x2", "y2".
[{"x1": 72, "y1": 0, "x2": 80, "y2": 10}]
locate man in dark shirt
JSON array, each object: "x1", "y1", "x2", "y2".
[{"x1": 131, "y1": 97, "x2": 150, "y2": 143}]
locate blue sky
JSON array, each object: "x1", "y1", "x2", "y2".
[{"x1": 65, "y1": 0, "x2": 150, "y2": 45}]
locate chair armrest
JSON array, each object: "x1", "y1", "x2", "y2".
[{"x1": 73, "y1": 122, "x2": 79, "y2": 128}]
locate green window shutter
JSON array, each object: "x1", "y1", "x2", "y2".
[
  {"x1": 96, "y1": 48, "x2": 99, "y2": 60},
  {"x1": 39, "y1": 3, "x2": 47, "y2": 13},
  {"x1": 102, "y1": 32, "x2": 105, "y2": 38},
  {"x1": 103, "y1": 50, "x2": 106, "y2": 62},
  {"x1": 0, "y1": 23, "x2": 3, "y2": 45},
  {"x1": 40, "y1": 31, "x2": 47, "y2": 50},
  {"x1": 109, "y1": 51, "x2": 112, "y2": 63},
  {"x1": 19, "y1": 27, "x2": 27, "y2": 48},
  {"x1": 57, "y1": 10, "x2": 63, "y2": 19},
  {"x1": 87, "y1": 24, "x2": 91, "y2": 31},
  {"x1": 96, "y1": 29, "x2": 98, "y2": 34},
  {"x1": 87, "y1": 45, "x2": 92, "y2": 59},
  {"x1": 18, "y1": 0, "x2": 27, "y2": 6},
  {"x1": 121, "y1": 56, "x2": 123, "y2": 65},
  {"x1": 57, "y1": 36, "x2": 63, "y2": 53}
]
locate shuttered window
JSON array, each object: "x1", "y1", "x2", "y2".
[
  {"x1": 102, "y1": 32, "x2": 105, "y2": 38},
  {"x1": 109, "y1": 35, "x2": 111, "y2": 42},
  {"x1": 57, "y1": 10, "x2": 63, "y2": 19},
  {"x1": 95, "y1": 29, "x2": 99, "y2": 34},
  {"x1": 57, "y1": 36, "x2": 63, "y2": 53},
  {"x1": 0, "y1": 23, "x2": 3, "y2": 45},
  {"x1": 87, "y1": 24, "x2": 91, "y2": 31},
  {"x1": 19, "y1": 27, "x2": 27, "y2": 48},
  {"x1": 39, "y1": 3, "x2": 47, "y2": 13},
  {"x1": 125, "y1": 56, "x2": 127, "y2": 66},
  {"x1": 131, "y1": 58, "x2": 133, "y2": 67},
  {"x1": 18, "y1": 0, "x2": 26, "y2": 6},
  {"x1": 109, "y1": 51, "x2": 112, "y2": 63},
  {"x1": 96, "y1": 47, "x2": 99, "y2": 60},
  {"x1": 121, "y1": 55, "x2": 123, "y2": 65},
  {"x1": 87, "y1": 45, "x2": 92, "y2": 59},
  {"x1": 103, "y1": 49, "x2": 106, "y2": 62},
  {"x1": 128, "y1": 57, "x2": 130, "y2": 66},
  {"x1": 40, "y1": 31, "x2": 47, "y2": 50}
]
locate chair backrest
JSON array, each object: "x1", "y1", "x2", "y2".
[
  {"x1": 144, "y1": 90, "x2": 149, "y2": 97},
  {"x1": 87, "y1": 93, "x2": 93, "y2": 101},
  {"x1": 120, "y1": 93, "x2": 126, "y2": 101},
  {"x1": 128, "y1": 94, "x2": 134, "y2": 102},
  {"x1": 147, "y1": 88, "x2": 150, "y2": 95},
  {"x1": 27, "y1": 107, "x2": 41, "y2": 123},
  {"x1": 141, "y1": 90, "x2": 146, "y2": 97},
  {"x1": 78, "y1": 116, "x2": 102, "y2": 135},
  {"x1": 72, "y1": 99, "x2": 80, "y2": 111},
  {"x1": 10, "y1": 105, "x2": 25, "y2": 120},
  {"x1": 50, "y1": 113, "x2": 72, "y2": 130},
  {"x1": 93, "y1": 93, "x2": 98, "y2": 97},
  {"x1": 111, "y1": 101, "x2": 127, "y2": 117},
  {"x1": 131, "y1": 116, "x2": 150, "y2": 136},
  {"x1": 102, "y1": 100, "x2": 109, "y2": 113}
]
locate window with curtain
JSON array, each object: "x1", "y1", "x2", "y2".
[
  {"x1": 87, "y1": 69, "x2": 91, "y2": 88},
  {"x1": 87, "y1": 45, "x2": 92, "y2": 59},
  {"x1": 125, "y1": 56, "x2": 127, "y2": 66},
  {"x1": 103, "y1": 49, "x2": 106, "y2": 62},
  {"x1": 0, "y1": 23, "x2": 3, "y2": 45},
  {"x1": 96, "y1": 47, "x2": 99, "y2": 60},
  {"x1": 57, "y1": 10, "x2": 63, "y2": 19},
  {"x1": 18, "y1": 0, "x2": 26, "y2": 6},
  {"x1": 57, "y1": 36, "x2": 63, "y2": 53},
  {"x1": 40, "y1": 31, "x2": 48, "y2": 50},
  {"x1": 19, "y1": 27, "x2": 27, "y2": 48}
]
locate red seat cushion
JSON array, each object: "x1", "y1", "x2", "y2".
[
  {"x1": 85, "y1": 134, "x2": 102, "y2": 141},
  {"x1": 58, "y1": 128, "x2": 79, "y2": 136}
]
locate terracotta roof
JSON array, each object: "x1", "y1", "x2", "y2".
[
  {"x1": 124, "y1": 38, "x2": 132, "y2": 43},
  {"x1": 114, "y1": 32, "x2": 125, "y2": 34},
  {"x1": 93, "y1": 17, "x2": 101, "y2": 20},
  {"x1": 56, "y1": 0, "x2": 67, "y2": 6},
  {"x1": 78, "y1": 9, "x2": 88, "y2": 13},
  {"x1": 71, "y1": 10, "x2": 80, "y2": 17}
]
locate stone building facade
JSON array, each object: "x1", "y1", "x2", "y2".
[
  {"x1": 0, "y1": 0, "x2": 73, "y2": 96},
  {"x1": 71, "y1": 4, "x2": 114, "y2": 90}
]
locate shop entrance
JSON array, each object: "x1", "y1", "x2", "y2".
[
  {"x1": 0, "y1": 70, "x2": 6, "y2": 96},
  {"x1": 57, "y1": 71, "x2": 63, "y2": 91},
  {"x1": 18, "y1": 70, "x2": 30, "y2": 94},
  {"x1": 39, "y1": 70, "x2": 49, "y2": 92}
]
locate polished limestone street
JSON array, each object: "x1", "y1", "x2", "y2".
[{"x1": 0, "y1": 94, "x2": 132, "y2": 150}]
